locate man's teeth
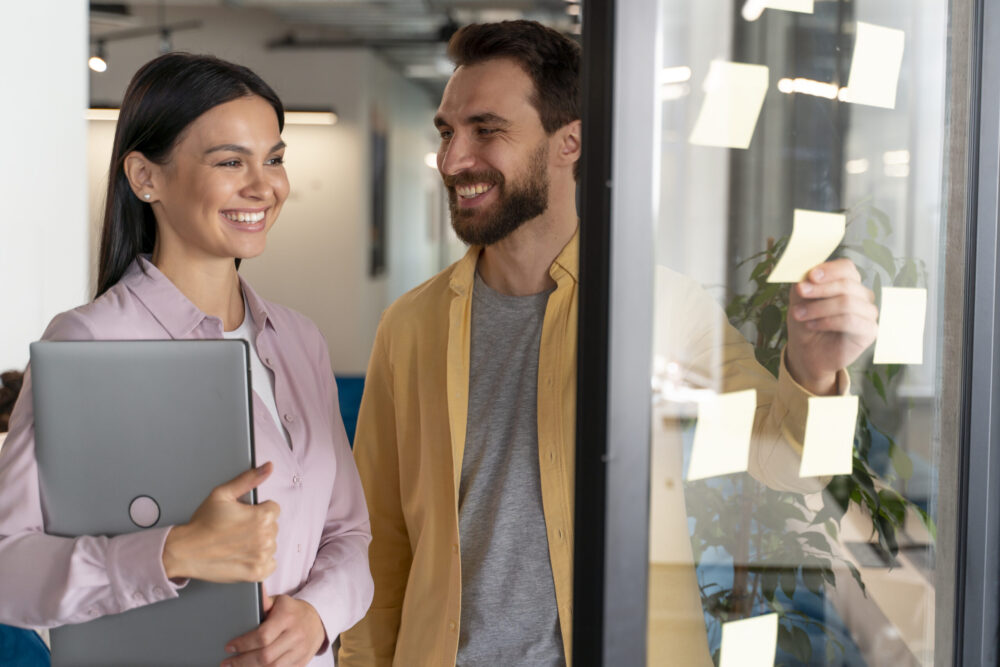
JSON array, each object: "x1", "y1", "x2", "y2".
[
  {"x1": 222, "y1": 211, "x2": 265, "y2": 223},
  {"x1": 455, "y1": 184, "x2": 492, "y2": 198}
]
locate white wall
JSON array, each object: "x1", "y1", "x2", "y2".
[
  {"x1": 1, "y1": 4, "x2": 89, "y2": 372},
  {"x1": 87, "y1": 5, "x2": 444, "y2": 374}
]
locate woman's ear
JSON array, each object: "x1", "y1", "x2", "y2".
[
  {"x1": 556, "y1": 119, "x2": 582, "y2": 169},
  {"x1": 122, "y1": 152, "x2": 160, "y2": 204}
]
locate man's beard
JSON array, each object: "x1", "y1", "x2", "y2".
[{"x1": 445, "y1": 143, "x2": 550, "y2": 246}]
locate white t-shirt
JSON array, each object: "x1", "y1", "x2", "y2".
[{"x1": 223, "y1": 300, "x2": 291, "y2": 447}]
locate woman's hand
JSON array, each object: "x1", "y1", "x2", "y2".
[
  {"x1": 162, "y1": 462, "x2": 280, "y2": 583},
  {"x1": 222, "y1": 588, "x2": 327, "y2": 667}
]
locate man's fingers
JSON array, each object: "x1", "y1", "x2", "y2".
[
  {"x1": 796, "y1": 278, "x2": 874, "y2": 303},
  {"x1": 801, "y1": 313, "x2": 879, "y2": 337},
  {"x1": 792, "y1": 295, "x2": 878, "y2": 324},
  {"x1": 806, "y1": 258, "x2": 862, "y2": 284},
  {"x1": 216, "y1": 462, "x2": 273, "y2": 501}
]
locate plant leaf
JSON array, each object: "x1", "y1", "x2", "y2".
[
  {"x1": 862, "y1": 239, "x2": 897, "y2": 277},
  {"x1": 889, "y1": 442, "x2": 914, "y2": 480}
]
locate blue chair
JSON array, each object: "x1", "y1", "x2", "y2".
[{"x1": 0, "y1": 625, "x2": 49, "y2": 666}]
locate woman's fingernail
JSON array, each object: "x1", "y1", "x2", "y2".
[
  {"x1": 226, "y1": 645, "x2": 236, "y2": 653},
  {"x1": 812, "y1": 268, "x2": 824, "y2": 280},
  {"x1": 799, "y1": 283, "x2": 813, "y2": 295},
  {"x1": 794, "y1": 306, "x2": 807, "y2": 319}
]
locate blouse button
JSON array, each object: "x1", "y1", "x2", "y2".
[
  {"x1": 153, "y1": 586, "x2": 164, "y2": 596},
  {"x1": 292, "y1": 474, "x2": 301, "y2": 485},
  {"x1": 283, "y1": 413, "x2": 294, "y2": 423}
]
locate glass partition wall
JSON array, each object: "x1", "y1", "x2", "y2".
[{"x1": 576, "y1": 0, "x2": 996, "y2": 664}]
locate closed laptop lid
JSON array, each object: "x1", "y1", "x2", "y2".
[{"x1": 30, "y1": 340, "x2": 261, "y2": 667}]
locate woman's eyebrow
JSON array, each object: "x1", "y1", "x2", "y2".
[{"x1": 204, "y1": 140, "x2": 286, "y2": 155}]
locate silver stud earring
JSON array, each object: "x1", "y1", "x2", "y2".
[{"x1": 143, "y1": 193, "x2": 151, "y2": 200}]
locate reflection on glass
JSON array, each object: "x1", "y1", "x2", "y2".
[{"x1": 650, "y1": 0, "x2": 948, "y2": 665}]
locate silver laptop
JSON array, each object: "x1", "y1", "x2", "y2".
[{"x1": 30, "y1": 340, "x2": 262, "y2": 667}]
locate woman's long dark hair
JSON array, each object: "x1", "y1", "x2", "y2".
[{"x1": 95, "y1": 53, "x2": 284, "y2": 298}]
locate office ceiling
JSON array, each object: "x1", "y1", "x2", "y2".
[{"x1": 89, "y1": 1, "x2": 581, "y2": 92}]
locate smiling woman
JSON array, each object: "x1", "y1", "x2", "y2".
[{"x1": 0, "y1": 53, "x2": 373, "y2": 667}]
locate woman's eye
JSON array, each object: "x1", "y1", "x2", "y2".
[
  {"x1": 266, "y1": 156, "x2": 285, "y2": 166},
  {"x1": 218, "y1": 159, "x2": 242, "y2": 168}
]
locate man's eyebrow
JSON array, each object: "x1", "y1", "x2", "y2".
[
  {"x1": 467, "y1": 113, "x2": 510, "y2": 127},
  {"x1": 433, "y1": 113, "x2": 511, "y2": 129},
  {"x1": 204, "y1": 140, "x2": 286, "y2": 155}
]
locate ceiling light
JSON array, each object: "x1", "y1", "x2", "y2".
[
  {"x1": 87, "y1": 108, "x2": 119, "y2": 121},
  {"x1": 741, "y1": 0, "x2": 765, "y2": 21},
  {"x1": 845, "y1": 158, "x2": 869, "y2": 174},
  {"x1": 882, "y1": 150, "x2": 910, "y2": 165},
  {"x1": 284, "y1": 111, "x2": 338, "y2": 126},
  {"x1": 661, "y1": 66, "x2": 692, "y2": 85},
  {"x1": 776, "y1": 77, "x2": 839, "y2": 99},
  {"x1": 89, "y1": 41, "x2": 108, "y2": 73},
  {"x1": 566, "y1": 4, "x2": 581, "y2": 16}
]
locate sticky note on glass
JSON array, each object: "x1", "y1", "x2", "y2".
[
  {"x1": 689, "y1": 61, "x2": 769, "y2": 150},
  {"x1": 874, "y1": 287, "x2": 927, "y2": 364},
  {"x1": 840, "y1": 22, "x2": 906, "y2": 109},
  {"x1": 686, "y1": 389, "x2": 756, "y2": 481},
  {"x1": 767, "y1": 209, "x2": 846, "y2": 283},
  {"x1": 719, "y1": 613, "x2": 779, "y2": 667},
  {"x1": 799, "y1": 395, "x2": 859, "y2": 477}
]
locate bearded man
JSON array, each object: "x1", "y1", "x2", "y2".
[{"x1": 339, "y1": 20, "x2": 878, "y2": 667}]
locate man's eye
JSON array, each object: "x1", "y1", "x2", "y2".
[
  {"x1": 477, "y1": 128, "x2": 497, "y2": 136},
  {"x1": 439, "y1": 131, "x2": 453, "y2": 140}
]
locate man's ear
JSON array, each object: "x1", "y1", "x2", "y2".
[
  {"x1": 555, "y1": 119, "x2": 582, "y2": 170},
  {"x1": 122, "y1": 152, "x2": 161, "y2": 204}
]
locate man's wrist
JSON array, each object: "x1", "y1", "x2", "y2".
[{"x1": 784, "y1": 348, "x2": 839, "y2": 396}]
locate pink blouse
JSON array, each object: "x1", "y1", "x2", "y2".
[{"x1": 0, "y1": 258, "x2": 373, "y2": 663}]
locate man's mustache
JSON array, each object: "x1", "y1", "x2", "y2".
[{"x1": 442, "y1": 170, "x2": 505, "y2": 189}]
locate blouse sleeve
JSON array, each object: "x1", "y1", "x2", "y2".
[{"x1": 0, "y1": 311, "x2": 183, "y2": 629}]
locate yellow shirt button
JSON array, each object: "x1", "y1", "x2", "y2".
[{"x1": 449, "y1": 621, "x2": 457, "y2": 632}]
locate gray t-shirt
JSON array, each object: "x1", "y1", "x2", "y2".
[{"x1": 456, "y1": 272, "x2": 564, "y2": 667}]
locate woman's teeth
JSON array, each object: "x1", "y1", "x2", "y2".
[
  {"x1": 456, "y1": 184, "x2": 492, "y2": 198},
  {"x1": 223, "y1": 211, "x2": 265, "y2": 223}
]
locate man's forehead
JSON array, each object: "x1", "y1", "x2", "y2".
[{"x1": 435, "y1": 59, "x2": 537, "y2": 123}]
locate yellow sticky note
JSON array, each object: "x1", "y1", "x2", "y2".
[
  {"x1": 840, "y1": 22, "x2": 906, "y2": 109},
  {"x1": 689, "y1": 61, "x2": 769, "y2": 150},
  {"x1": 767, "y1": 209, "x2": 846, "y2": 283},
  {"x1": 719, "y1": 613, "x2": 779, "y2": 667},
  {"x1": 686, "y1": 389, "x2": 756, "y2": 481},
  {"x1": 763, "y1": 0, "x2": 814, "y2": 13},
  {"x1": 874, "y1": 287, "x2": 927, "y2": 364},
  {"x1": 800, "y1": 395, "x2": 859, "y2": 477}
]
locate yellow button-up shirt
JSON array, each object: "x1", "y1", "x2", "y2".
[{"x1": 339, "y1": 231, "x2": 840, "y2": 666}]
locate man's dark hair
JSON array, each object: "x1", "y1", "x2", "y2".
[{"x1": 448, "y1": 20, "x2": 581, "y2": 177}]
